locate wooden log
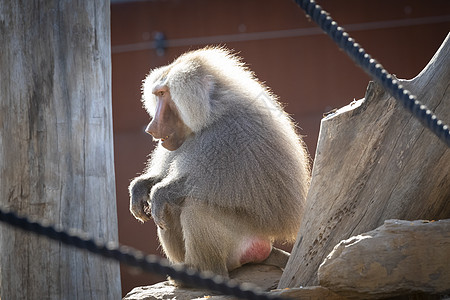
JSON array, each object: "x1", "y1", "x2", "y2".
[
  {"x1": 279, "y1": 33, "x2": 450, "y2": 288},
  {"x1": 0, "y1": 1, "x2": 121, "y2": 299},
  {"x1": 318, "y1": 219, "x2": 450, "y2": 299}
]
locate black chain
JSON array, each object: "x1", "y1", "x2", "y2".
[
  {"x1": 295, "y1": 0, "x2": 450, "y2": 147},
  {"x1": 0, "y1": 207, "x2": 288, "y2": 300}
]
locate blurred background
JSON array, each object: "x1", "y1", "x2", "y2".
[{"x1": 110, "y1": 0, "x2": 450, "y2": 296}]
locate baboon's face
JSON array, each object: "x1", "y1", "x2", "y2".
[{"x1": 145, "y1": 86, "x2": 192, "y2": 151}]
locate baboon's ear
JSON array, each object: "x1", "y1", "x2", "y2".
[{"x1": 203, "y1": 74, "x2": 215, "y2": 92}]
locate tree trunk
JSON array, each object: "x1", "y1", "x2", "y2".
[
  {"x1": 0, "y1": 1, "x2": 121, "y2": 299},
  {"x1": 279, "y1": 33, "x2": 450, "y2": 288}
]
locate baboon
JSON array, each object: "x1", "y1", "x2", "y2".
[{"x1": 129, "y1": 47, "x2": 310, "y2": 278}]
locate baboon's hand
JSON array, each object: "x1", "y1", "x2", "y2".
[
  {"x1": 150, "y1": 196, "x2": 167, "y2": 230},
  {"x1": 129, "y1": 177, "x2": 154, "y2": 222},
  {"x1": 149, "y1": 177, "x2": 187, "y2": 229}
]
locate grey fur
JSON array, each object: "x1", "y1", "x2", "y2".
[{"x1": 129, "y1": 47, "x2": 310, "y2": 275}]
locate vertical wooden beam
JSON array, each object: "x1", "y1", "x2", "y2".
[{"x1": 0, "y1": 1, "x2": 121, "y2": 298}]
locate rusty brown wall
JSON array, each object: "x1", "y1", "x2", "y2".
[{"x1": 111, "y1": 0, "x2": 450, "y2": 295}]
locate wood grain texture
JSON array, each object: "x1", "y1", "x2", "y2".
[
  {"x1": 0, "y1": 1, "x2": 121, "y2": 298},
  {"x1": 279, "y1": 33, "x2": 450, "y2": 288}
]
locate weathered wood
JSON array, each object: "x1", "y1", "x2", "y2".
[
  {"x1": 279, "y1": 33, "x2": 450, "y2": 288},
  {"x1": 0, "y1": 1, "x2": 121, "y2": 299},
  {"x1": 270, "y1": 286, "x2": 346, "y2": 300},
  {"x1": 319, "y1": 219, "x2": 450, "y2": 299}
]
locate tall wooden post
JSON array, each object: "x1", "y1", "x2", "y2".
[{"x1": 0, "y1": 1, "x2": 121, "y2": 299}]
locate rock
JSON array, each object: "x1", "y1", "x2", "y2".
[
  {"x1": 318, "y1": 219, "x2": 450, "y2": 299},
  {"x1": 123, "y1": 282, "x2": 215, "y2": 300},
  {"x1": 270, "y1": 286, "x2": 346, "y2": 299},
  {"x1": 123, "y1": 264, "x2": 283, "y2": 300}
]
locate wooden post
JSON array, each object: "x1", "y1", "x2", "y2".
[
  {"x1": 279, "y1": 33, "x2": 450, "y2": 288},
  {"x1": 0, "y1": 1, "x2": 121, "y2": 299}
]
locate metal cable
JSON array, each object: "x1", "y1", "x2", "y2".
[
  {"x1": 295, "y1": 0, "x2": 450, "y2": 147},
  {"x1": 0, "y1": 207, "x2": 287, "y2": 300}
]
